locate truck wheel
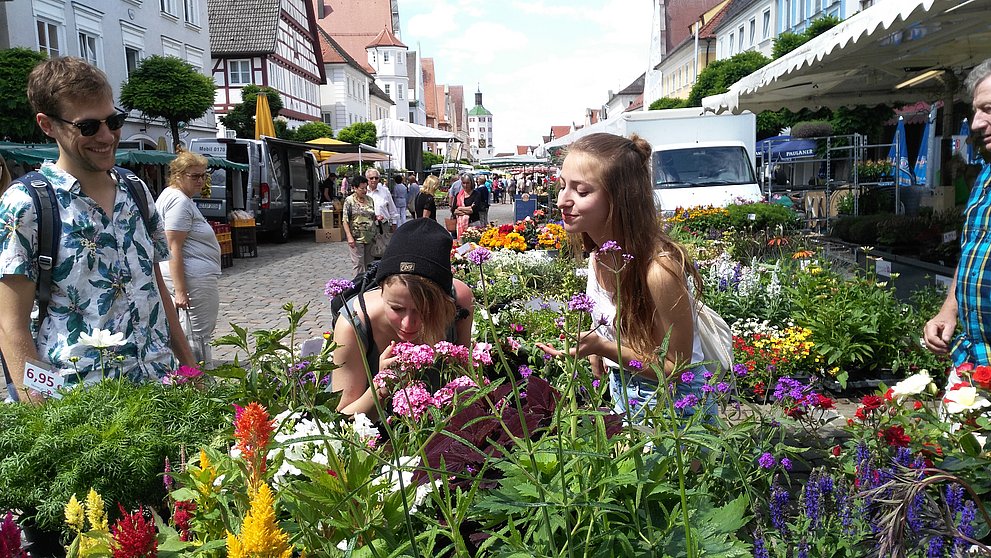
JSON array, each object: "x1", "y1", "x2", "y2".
[{"x1": 276, "y1": 216, "x2": 291, "y2": 243}]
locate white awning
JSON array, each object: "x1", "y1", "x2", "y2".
[{"x1": 703, "y1": 0, "x2": 991, "y2": 114}]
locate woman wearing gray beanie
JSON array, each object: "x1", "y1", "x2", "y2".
[{"x1": 332, "y1": 218, "x2": 475, "y2": 419}]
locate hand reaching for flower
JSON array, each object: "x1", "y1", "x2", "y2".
[{"x1": 536, "y1": 330, "x2": 606, "y2": 361}]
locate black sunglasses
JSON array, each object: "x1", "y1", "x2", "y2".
[{"x1": 46, "y1": 108, "x2": 128, "y2": 136}]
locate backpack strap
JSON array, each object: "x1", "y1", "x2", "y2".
[{"x1": 111, "y1": 166, "x2": 152, "y2": 234}]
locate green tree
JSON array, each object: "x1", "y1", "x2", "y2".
[
  {"x1": 772, "y1": 16, "x2": 841, "y2": 58},
  {"x1": 336, "y1": 121, "x2": 377, "y2": 146},
  {"x1": 422, "y1": 150, "x2": 443, "y2": 168},
  {"x1": 0, "y1": 48, "x2": 49, "y2": 143},
  {"x1": 291, "y1": 121, "x2": 334, "y2": 142},
  {"x1": 119, "y1": 55, "x2": 215, "y2": 151},
  {"x1": 686, "y1": 51, "x2": 771, "y2": 107},
  {"x1": 648, "y1": 97, "x2": 688, "y2": 110},
  {"x1": 219, "y1": 85, "x2": 284, "y2": 139}
]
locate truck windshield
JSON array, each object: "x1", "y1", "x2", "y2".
[{"x1": 653, "y1": 146, "x2": 755, "y2": 189}]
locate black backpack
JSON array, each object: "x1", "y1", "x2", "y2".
[{"x1": 2, "y1": 166, "x2": 152, "y2": 401}]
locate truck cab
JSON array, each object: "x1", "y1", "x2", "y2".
[{"x1": 652, "y1": 141, "x2": 761, "y2": 213}]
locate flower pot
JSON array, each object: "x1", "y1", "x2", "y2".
[{"x1": 20, "y1": 521, "x2": 66, "y2": 558}]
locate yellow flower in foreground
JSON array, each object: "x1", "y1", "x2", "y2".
[
  {"x1": 227, "y1": 483, "x2": 292, "y2": 558},
  {"x1": 64, "y1": 494, "x2": 85, "y2": 532},
  {"x1": 85, "y1": 488, "x2": 108, "y2": 531}
]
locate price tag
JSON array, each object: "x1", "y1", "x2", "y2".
[
  {"x1": 875, "y1": 258, "x2": 891, "y2": 277},
  {"x1": 747, "y1": 213, "x2": 757, "y2": 221},
  {"x1": 23, "y1": 359, "x2": 64, "y2": 399},
  {"x1": 942, "y1": 230, "x2": 957, "y2": 244}
]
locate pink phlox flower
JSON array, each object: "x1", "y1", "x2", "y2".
[
  {"x1": 373, "y1": 369, "x2": 399, "y2": 390},
  {"x1": 599, "y1": 240, "x2": 622, "y2": 253},
  {"x1": 434, "y1": 341, "x2": 471, "y2": 365},
  {"x1": 392, "y1": 342, "x2": 436, "y2": 371},
  {"x1": 391, "y1": 381, "x2": 435, "y2": 420},
  {"x1": 505, "y1": 337, "x2": 522, "y2": 352},
  {"x1": 472, "y1": 342, "x2": 493, "y2": 365}
]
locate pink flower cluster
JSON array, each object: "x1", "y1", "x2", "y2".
[
  {"x1": 392, "y1": 376, "x2": 486, "y2": 419},
  {"x1": 472, "y1": 342, "x2": 493, "y2": 365},
  {"x1": 162, "y1": 365, "x2": 203, "y2": 386}
]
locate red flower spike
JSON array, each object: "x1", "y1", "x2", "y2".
[
  {"x1": 111, "y1": 506, "x2": 158, "y2": 558},
  {"x1": 234, "y1": 402, "x2": 275, "y2": 489}
]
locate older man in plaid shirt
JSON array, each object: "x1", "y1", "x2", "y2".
[{"x1": 924, "y1": 59, "x2": 991, "y2": 379}]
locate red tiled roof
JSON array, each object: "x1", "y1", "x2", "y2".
[
  {"x1": 317, "y1": 27, "x2": 372, "y2": 78},
  {"x1": 450, "y1": 85, "x2": 465, "y2": 132},
  {"x1": 699, "y1": 0, "x2": 733, "y2": 38},
  {"x1": 422, "y1": 58, "x2": 438, "y2": 124},
  {"x1": 624, "y1": 94, "x2": 644, "y2": 112},
  {"x1": 311, "y1": 0, "x2": 394, "y2": 73},
  {"x1": 551, "y1": 125, "x2": 571, "y2": 139},
  {"x1": 367, "y1": 26, "x2": 407, "y2": 48},
  {"x1": 516, "y1": 145, "x2": 530, "y2": 155}
]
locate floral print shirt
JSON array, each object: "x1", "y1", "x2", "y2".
[
  {"x1": 343, "y1": 194, "x2": 377, "y2": 244},
  {"x1": 0, "y1": 163, "x2": 174, "y2": 384}
]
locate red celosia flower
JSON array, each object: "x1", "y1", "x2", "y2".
[
  {"x1": 973, "y1": 365, "x2": 991, "y2": 389},
  {"x1": 0, "y1": 511, "x2": 28, "y2": 558},
  {"x1": 861, "y1": 395, "x2": 883, "y2": 411},
  {"x1": 880, "y1": 425, "x2": 911, "y2": 448},
  {"x1": 172, "y1": 501, "x2": 195, "y2": 542},
  {"x1": 234, "y1": 402, "x2": 275, "y2": 488},
  {"x1": 111, "y1": 505, "x2": 157, "y2": 558}
]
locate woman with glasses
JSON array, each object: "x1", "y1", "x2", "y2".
[
  {"x1": 343, "y1": 175, "x2": 377, "y2": 276},
  {"x1": 156, "y1": 150, "x2": 222, "y2": 368}
]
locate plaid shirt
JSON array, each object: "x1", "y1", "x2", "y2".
[{"x1": 953, "y1": 161, "x2": 991, "y2": 366}]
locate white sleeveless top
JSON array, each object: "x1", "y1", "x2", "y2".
[{"x1": 586, "y1": 253, "x2": 705, "y2": 370}]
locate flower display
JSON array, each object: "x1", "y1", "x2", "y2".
[
  {"x1": 226, "y1": 483, "x2": 293, "y2": 558},
  {"x1": 110, "y1": 505, "x2": 157, "y2": 558},
  {"x1": 731, "y1": 319, "x2": 822, "y2": 395},
  {"x1": 474, "y1": 216, "x2": 567, "y2": 253}
]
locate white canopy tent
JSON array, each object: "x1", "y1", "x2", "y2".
[
  {"x1": 702, "y1": 0, "x2": 991, "y2": 115},
  {"x1": 373, "y1": 118, "x2": 461, "y2": 171}
]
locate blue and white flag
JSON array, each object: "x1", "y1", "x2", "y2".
[{"x1": 887, "y1": 115, "x2": 912, "y2": 187}]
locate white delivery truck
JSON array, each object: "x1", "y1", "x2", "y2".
[
  {"x1": 550, "y1": 108, "x2": 760, "y2": 214},
  {"x1": 189, "y1": 136, "x2": 323, "y2": 242}
]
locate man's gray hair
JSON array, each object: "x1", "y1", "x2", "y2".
[{"x1": 965, "y1": 58, "x2": 991, "y2": 99}]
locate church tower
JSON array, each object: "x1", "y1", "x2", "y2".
[{"x1": 467, "y1": 87, "x2": 493, "y2": 159}]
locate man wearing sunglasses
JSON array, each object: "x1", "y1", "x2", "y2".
[{"x1": 0, "y1": 57, "x2": 194, "y2": 403}]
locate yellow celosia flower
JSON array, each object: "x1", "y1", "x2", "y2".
[
  {"x1": 64, "y1": 494, "x2": 85, "y2": 532},
  {"x1": 226, "y1": 483, "x2": 292, "y2": 558},
  {"x1": 84, "y1": 488, "x2": 108, "y2": 531}
]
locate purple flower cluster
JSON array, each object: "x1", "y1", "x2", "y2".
[
  {"x1": 758, "y1": 452, "x2": 776, "y2": 469},
  {"x1": 466, "y1": 246, "x2": 492, "y2": 265},
  {"x1": 324, "y1": 278, "x2": 355, "y2": 298},
  {"x1": 770, "y1": 480, "x2": 790, "y2": 534},
  {"x1": 567, "y1": 293, "x2": 595, "y2": 313},
  {"x1": 628, "y1": 360, "x2": 643, "y2": 371},
  {"x1": 518, "y1": 365, "x2": 533, "y2": 378},
  {"x1": 733, "y1": 363, "x2": 748, "y2": 377},
  {"x1": 674, "y1": 394, "x2": 698, "y2": 411},
  {"x1": 599, "y1": 240, "x2": 622, "y2": 252},
  {"x1": 772, "y1": 376, "x2": 806, "y2": 401}
]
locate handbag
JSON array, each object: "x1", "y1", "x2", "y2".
[
  {"x1": 370, "y1": 223, "x2": 390, "y2": 258},
  {"x1": 696, "y1": 303, "x2": 733, "y2": 375}
]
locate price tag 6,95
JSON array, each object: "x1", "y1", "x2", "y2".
[{"x1": 23, "y1": 359, "x2": 64, "y2": 399}]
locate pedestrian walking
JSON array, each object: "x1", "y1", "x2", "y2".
[{"x1": 342, "y1": 175, "x2": 377, "y2": 276}]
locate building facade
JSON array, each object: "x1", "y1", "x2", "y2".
[
  {"x1": 208, "y1": 0, "x2": 325, "y2": 135},
  {"x1": 467, "y1": 89, "x2": 494, "y2": 160},
  {"x1": 366, "y1": 26, "x2": 410, "y2": 122},
  {"x1": 317, "y1": 28, "x2": 376, "y2": 131},
  {"x1": 2, "y1": 0, "x2": 218, "y2": 149}
]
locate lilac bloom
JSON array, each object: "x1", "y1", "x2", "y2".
[
  {"x1": 568, "y1": 293, "x2": 595, "y2": 313},
  {"x1": 324, "y1": 278, "x2": 355, "y2": 298},
  {"x1": 467, "y1": 247, "x2": 492, "y2": 265}
]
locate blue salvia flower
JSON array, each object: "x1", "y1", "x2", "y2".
[
  {"x1": 803, "y1": 472, "x2": 822, "y2": 528},
  {"x1": 907, "y1": 492, "x2": 926, "y2": 534},
  {"x1": 752, "y1": 537, "x2": 769, "y2": 558},
  {"x1": 894, "y1": 446, "x2": 913, "y2": 468},
  {"x1": 817, "y1": 473, "x2": 834, "y2": 498},
  {"x1": 945, "y1": 484, "x2": 964, "y2": 519},
  {"x1": 836, "y1": 485, "x2": 856, "y2": 536},
  {"x1": 954, "y1": 501, "x2": 977, "y2": 554},
  {"x1": 797, "y1": 541, "x2": 809, "y2": 558},
  {"x1": 770, "y1": 481, "x2": 790, "y2": 534},
  {"x1": 926, "y1": 536, "x2": 945, "y2": 558}
]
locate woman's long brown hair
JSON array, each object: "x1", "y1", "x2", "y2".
[{"x1": 565, "y1": 132, "x2": 702, "y2": 363}]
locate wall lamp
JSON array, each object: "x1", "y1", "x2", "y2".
[{"x1": 895, "y1": 69, "x2": 945, "y2": 89}]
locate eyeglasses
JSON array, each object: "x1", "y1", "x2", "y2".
[
  {"x1": 46, "y1": 108, "x2": 128, "y2": 136},
  {"x1": 184, "y1": 172, "x2": 208, "y2": 180},
  {"x1": 367, "y1": 176, "x2": 380, "y2": 180}
]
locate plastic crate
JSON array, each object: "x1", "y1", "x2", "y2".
[
  {"x1": 232, "y1": 226, "x2": 257, "y2": 258},
  {"x1": 231, "y1": 217, "x2": 256, "y2": 228},
  {"x1": 221, "y1": 253, "x2": 234, "y2": 269}
]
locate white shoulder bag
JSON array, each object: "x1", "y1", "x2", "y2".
[{"x1": 696, "y1": 303, "x2": 733, "y2": 375}]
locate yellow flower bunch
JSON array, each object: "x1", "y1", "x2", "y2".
[
  {"x1": 84, "y1": 488, "x2": 108, "y2": 532},
  {"x1": 64, "y1": 488, "x2": 109, "y2": 556},
  {"x1": 537, "y1": 223, "x2": 567, "y2": 249},
  {"x1": 227, "y1": 483, "x2": 293, "y2": 558},
  {"x1": 666, "y1": 205, "x2": 729, "y2": 224},
  {"x1": 478, "y1": 229, "x2": 528, "y2": 252}
]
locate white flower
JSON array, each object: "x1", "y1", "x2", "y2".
[
  {"x1": 890, "y1": 371, "x2": 933, "y2": 403},
  {"x1": 79, "y1": 329, "x2": 126, "y2": 348},
  {"x1": 378, "y1": 455, "x2": 420, "y2": 492},
  {"x1": 351, "y1": 413, "x2": 380, "y2": 442},
  {"x1": 943, "y1": 386, "x2": 991, "y2": 415}
]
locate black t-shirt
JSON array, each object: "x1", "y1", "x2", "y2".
[
  {"x1": 464, "y1": 188, "x2": 489, "y2": 223},
  {"x1": 414, "y1": 192, "x2": 436, "y2": 219}
]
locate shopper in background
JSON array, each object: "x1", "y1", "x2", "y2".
[
  {"x1": 157, "y1": 150, "x2": 223, "y2": 368},
  {"x1": 415, "y1": 175, "x2": 440, "y2": 220},
  {"x1": 342, "y1": 175, "x2": 377, "y2": 276}
]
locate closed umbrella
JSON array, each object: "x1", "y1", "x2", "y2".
[
  {"x1": 254, "y1": 93, "x2": 276, "y2": 140},
  {"x1": 887, "y1": 115, "x2": 912, "y2": 187},
  {"x1": 913, "y1": 105, "x2": 936, "y2": 186}
]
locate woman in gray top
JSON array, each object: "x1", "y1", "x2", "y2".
[{"x1": 157, "y1": 151, "x2": 222, "y2": 368}]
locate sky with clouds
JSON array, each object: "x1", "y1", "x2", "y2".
[{"x1": 401, "y1": 0, "x2": 654, "y2": 154}]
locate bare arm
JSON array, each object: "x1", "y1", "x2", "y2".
[
  {"x1": 155, "y1": 266, "x2": 195, "y2": 367},
  {"x1": 332, "y1": 312, "x2": 391, "y2": 419},
  {"x1": 923, "y1": 270, "x2": 958, "y2": 354},
  {"x1": 453, "y1": 280, "x2": 475, "y2": 346},
  {"x1": 164, "y1": 230, "x2": 190, "y2": 309},
  {"x1": 0, "y1": 276, "x2": 44, "y2": 403}
]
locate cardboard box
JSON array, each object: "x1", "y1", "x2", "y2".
[
  {"x1": 315, "y1": 227, "x2": 344, "y2": 243},
  {"x1": 321, "y1": 209, "x2": 342, "y2": 230}
]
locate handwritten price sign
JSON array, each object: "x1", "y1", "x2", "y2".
[{"x1": 23, "y1": 360, "x2": 64, "y2": 399}]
